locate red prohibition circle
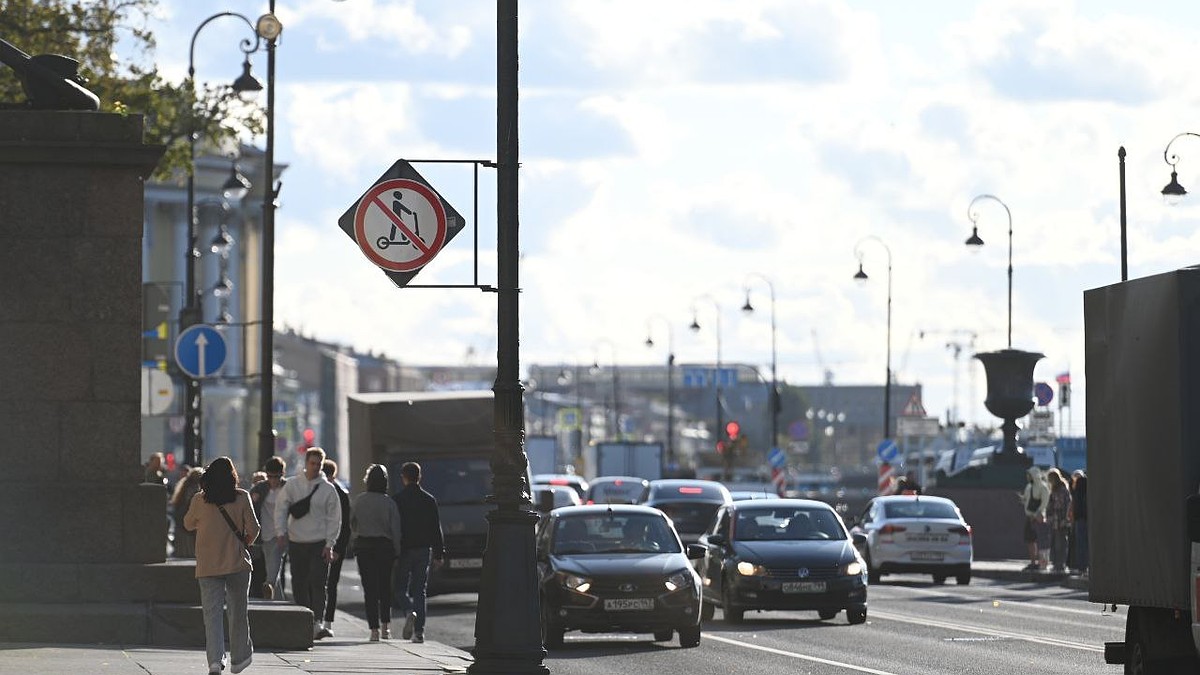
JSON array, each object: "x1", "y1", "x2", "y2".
[{"x1": 353, "y1": 178, "x2": 448, "y2": 272}]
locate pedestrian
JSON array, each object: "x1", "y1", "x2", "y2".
[
  {"x1": 392, "y1": 461, "x2": 445, "y2": 644},
  {"x1": 1019, "y1": 466, "x2": 1050, "y2": 571},
  {"x1": 250, "y1": 456, "x2": 289, "y2": 600},
  {"x1": 171, "y1": 467, "x2": 204, "y2": 558},
  {"x1": 273, "y1": 447, "x2": 342, "y2": 641},
  {"x1": 318, "y1": 458, "x2": 351, "y2": 639},
  {"x1": 1045, "y1": 467, "x2": 1072, "y2": 572},
  {"x1": 183, "y1": 456, "x2": 259, "y2": 675},
  {"x1": 144, "y1": 452, "x2": 168, "y2": 489},
  {"x1": 1070, "y1": 470, "x2": 1089, "y2": 577},
  {"x1": 351, "y1": 464, "x2": 403, "y2": 642}
]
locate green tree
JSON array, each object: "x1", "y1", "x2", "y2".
[{"x1": 0, "y1": 0, "x2": 262, "y2": 177}]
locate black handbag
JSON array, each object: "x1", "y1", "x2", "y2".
[{"x1": 288, "y1": 484, "x2": 321, "y2": 519}]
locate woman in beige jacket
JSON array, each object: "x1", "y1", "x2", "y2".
[{"x1": 185, "y1": 457, "x2": 260, "y2": 675}]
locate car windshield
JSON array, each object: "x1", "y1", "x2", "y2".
[
  {"x1": 734, "y1": 507, "x2": 847, "y2": 541},
  {"x1": 655, "y1": 502, "x2": 722, "y2": 535},
  {"x1": 883, "y1": 501, "x2": 960, "y2": 520},
  {"x1": 589, "y1": 481, "x2": 645, "y2": 504},
  {"x1": 552, "y1": 513, "x2": 680, "y2": 555}
]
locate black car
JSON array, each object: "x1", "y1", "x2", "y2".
[
  {"x1": 696, "y1": 499, "x2": 868, "y2": 624},
  {"x1": 584, "y1": 476, "x2": 650, "y2": 505},
  {"x1": 536, "y1": 505, "x2": 706, "y2": 649},
  {"x1": 643, "y1": 479, "x2": 733, "y2": 544}
]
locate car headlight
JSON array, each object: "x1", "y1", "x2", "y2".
[
  {"x1": 665, "y1": 569, "x2": 694, "y2": 592},
  {"x1": 557, "y1": 572, "x2": 592, "y2": 594},
  {"x1": 736, "y1": 561, "x2": 767, "y2": 576},
  {"x1": 844, "y1": 561, "x2": 863, "y2": 576}
]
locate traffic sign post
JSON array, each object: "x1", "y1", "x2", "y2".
[
  {"x1": 338, "y1": 160, "x2": 466, "y2": 288},
  {"x1": 175, "y1": 324, "x2": 227, "y2": 379}
]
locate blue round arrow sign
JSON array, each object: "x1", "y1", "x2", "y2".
[
  {"x1": 175, "y1": 324, "x2": 227, "y2": 379},
  {"x1": 876, "y1": 438, "x2": 899, "y2": 463}
]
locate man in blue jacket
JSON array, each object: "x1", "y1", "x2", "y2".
[{"x1": 391, "y1": 462, "x2": 445, "y2": 644}]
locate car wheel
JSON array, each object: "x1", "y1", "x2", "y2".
[
  {"x1": 722, "y1": 583, "x2": 744, "y2": 623},
  {"x1": 678, "y1": 624, "x2": 701, "y2": 648},
  {"x1": 540, "y1": 600, "x2": 564, "y2": 650},
  {"x1": 956, "y1": 568, "x2": 972, "y2": 585},
  {"x1": 700, "y1": 599, "x2": 715, "y2": 621},
  {"x1": 653, "y1": 629, "x2": 673, "y2": 642},
  {"x1": 818, "y1": 609, "x2": 838, "y2": 621},
  {"x1": 847, "y1": 607, "x2": 867, "y2": 625},
  {"x1": 932, "y1": 574, "x2": 947, "y2": 585}
]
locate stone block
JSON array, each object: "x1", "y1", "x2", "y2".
[
  {"x1": 0, "y1": 239, "x2": 71, "y2": 321},
  {"x1": 0, "y1": 401, "x2": 61, "y2": 480},
  {"x1": 122, "y1": 482, "x2": 168, "y2": 563},
  {"x1": 0, "y1": 602, "x2": 150, "y2": 645},
  {"x1": 61, "y1": 402, "x2": 140, "y2": 479},
  {"x1": 90, "y1": 322, "x2": 140, "y2": 403},
  {"x1": 0, "y1": 324, "x2": 91, "y2": 401},
  {"x1": 69, "y1": 237, "x2": 142, "y2": 323},
  {"x1": 150, "y1": 602, "x2": 315, "y2": 649}
]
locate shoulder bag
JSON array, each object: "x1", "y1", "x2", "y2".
[
  {"x1": 217, "y1": 503, "x2": 251, "y2": 549},
  {"x1": 288, "y1": 483, "x2": 322, "y2": 519}
]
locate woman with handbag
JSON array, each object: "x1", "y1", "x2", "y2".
[
  {"x1": 1019, "y1": 466, "x2": 1050, "y2": 571},
  {"x1": 350, "y1": 464, "x2": 403, "y2": 642},
  {"x1": 184, "y1": 457, "x2": 260, "y2": 675}
]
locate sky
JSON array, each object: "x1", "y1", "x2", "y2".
[{"x1": 146, "y1": 0, "x2": 1200, "y2": 437}]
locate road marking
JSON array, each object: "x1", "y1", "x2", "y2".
[
  {"x1": 704, "y1": 633, "x2": 903, "y2": 675},
  {"x1": 868, "y1": 608, "x2": 1103, "y2": 651},
  {"x1": 881, "y1": 583, "x2": 1111, "y2": 619}
]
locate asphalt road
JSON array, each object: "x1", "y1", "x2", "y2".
[{"x1": 336, "y1": 565, "x2": 1124, "y2": 674}]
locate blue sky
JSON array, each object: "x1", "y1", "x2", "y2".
[{"x1": 149, "y1": 0, "x2": 1200, "y2": 435}]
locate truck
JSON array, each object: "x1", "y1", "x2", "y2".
[
  {"x1": 581, "y1": 441, "x2": 663, "y2": 481},
  {"x1": 347, "y1": 390, "x2": 531, "y2": 595},
  {"x1": 1085, "y1": 267, "x2": 1200, "y2": 672},
  {"x1": 524, "y1": 435, "x2": 560, "y2": 476}
]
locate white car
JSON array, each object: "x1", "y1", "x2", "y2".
[{"x1": 848, "y1": 495, "x2": 973, "y2": 585}]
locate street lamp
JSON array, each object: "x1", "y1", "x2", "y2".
[
  {"x1": 742, "y1": 274, "x2": 779, "y2": 453},
  {"x1": 591, "y1": 339, "x2": 619, "y2": 440},
  {"x1": 689, "y1": 296, "x2": 723, "y2": 459},
  {"x1": 1161, "y1": 132, "x2": 1200, "y2": 205},
  {"x1": 181, "y1": 12, "x2": 264, "y2": 468},
  {"x1": 965, "y1": 194, "x2": 1014, "y2": 349},
  {"x1": 645, "y1": 315, "x2": 675, "y2": 465},
  {"x1": 852, "y1": 236, "x2": 892, "y2": 440}
]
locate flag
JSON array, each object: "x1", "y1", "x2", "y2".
[{"x1": 1055, "y1": 372, "x2": 1071, "y2": 385}]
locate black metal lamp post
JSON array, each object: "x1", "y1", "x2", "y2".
[
  {"x1": 1161, "y1": 132, "x2": 1200, "y2": 205},
  {"x1": 181, "y1": 12, "x2": 263, "y2": 468},
  {"x1": 965, "y1": 194, "x2": 1014, "y2": 348},
  {"x1": 645, "y1": 315, "x2": 675, "y2": 465},
  {"x1": 468, "y1": 1, "x2": 546, "y2": 672},
  {"x1": 690, "y1": 296, "x2": 723, "y2": 461},
  {"x1": 742, "y1": 274, "x2": 779, "y2": 452},
  {"x1": 974, "y1": 349, "x2": 1043, "y2": 464},
  {"x1": 852, "y1": 236, "x2": 893, "y2": 440},
  {"x1": 591, "y1": 339, "x2": 620, "y2": 440}
]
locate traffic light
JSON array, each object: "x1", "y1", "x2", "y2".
[
  {"x1": 725, "y1": 420, "x2": 741, "y2": 441},
  {"x1": 716, "y1": 440, "x2": 727, "y2": 454}
]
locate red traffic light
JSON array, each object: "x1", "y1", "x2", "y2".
[
  {"x1": 303, "y1": 428, "x2": 316, "y2": 444},
  {"x1": 725, "y1": 421, "x2": 741, "y2": 439},
  {"x1": 716, "y1": 440, "x2": 726, "y2": 454}
]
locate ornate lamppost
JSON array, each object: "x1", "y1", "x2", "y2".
[
  {"x1": 645, "y1": 315, "x2": 675, "y2": 465},
  {"x1": 591, "y1": 339, "x2": 620, "y2": 440},
  {"x1": 852, "y1": 236, "x2": 893, "y2": 440},
  {"x1": 690, "y1": 296, "x2": 723, "y2": 458},
  {"x1": 742, "y1": 274, "x2": 779, "y2": 452}
]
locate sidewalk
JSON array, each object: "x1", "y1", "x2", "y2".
[
  {"x1": 0, "y1": 607, "x2": 473, "y2": 674},
  {"x1": 970, "y1": 559, "x2": 1090, "y2": 591}
]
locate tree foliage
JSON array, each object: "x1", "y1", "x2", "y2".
[{"x1": 0, "y1": 0, "x2": 263, "y2": 178}]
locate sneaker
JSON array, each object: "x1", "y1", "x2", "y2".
[
  {"x1": 380, "y1": 625, "x2": 391, "y2": 640},
  {"x1": 262, "y1": 582, "x2": 274, "y2": 600},
  {"x1": 315, "y1": 626, "x2": 333, "y2": 640},
  {"x1": 402, "y1": 612, "x2": 416, "y2": 640},
  {"x1": 370, "y1": 629, "x2": 380, "y2": 642},
  {"x1": 231, "y1": 654, "x2": 252, "y2": 674},
  {"x1": 412, "y1": 632, "x2": 424, "y2": 644}
]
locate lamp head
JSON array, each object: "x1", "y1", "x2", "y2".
[
  {"x1": 222, "y1": 163, "x2": 252, "y2": 201},
  {"x1": 1163, "y1": 170, "x2": 1187, "y2": 204},
  {"x1": 741, "y1": 293, "x2": 754, "y2": 314},
  {"x1": 645, "y1": 336, "x2": 654, "y2": 348},
  {"x1": 965, "y1": 226, "x2": 984, "y2": 248},
  {"x1": 210, "y1": 225, "x2": 235, "y2": 255},
  {"x1": 255, "y1": 13, "x2": 283, "y2": 41},
  {"x1": 689, "y1": 316, "x2": 701, "y2": 333},
  {"x1": 231, "y1": 58, "x2": 263, "y2": 101},
  {"x1": 853, "y1": 262, "x2": 869, "y2": 283}
]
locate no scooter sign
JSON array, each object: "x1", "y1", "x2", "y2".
[{"x1": 338, "y1": 160, "x2": 465, "y2": 288}]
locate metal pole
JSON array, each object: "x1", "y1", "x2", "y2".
[
  {"x1": 884, "y1": 259, "x2": 892, "y2": 440},
  {"x1": 469, "y1": 1, "x2": 545, "y2": 671},
  {"x1": 1119, "y1": 146, "x2": 1128, "y2": 282},
  {"x1": 257, "y1": 2, "x2": 279, "y2": 469}
]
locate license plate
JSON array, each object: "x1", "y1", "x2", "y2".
[
  {"x1": 911, "y1": 551, "x2": 944, "y2": 561},
  {"x1": 448, "y1": 557, "x2": 484, "y2": 569},
  {"x1": 906, "y1": 534, "x2": 948, "y2": 543},
  {"x1": 781, "y1": 581, "x2": 827, "y2": 593},
  {"x1": 604, "y1": 598, "x2": 654, "y2": 611}
]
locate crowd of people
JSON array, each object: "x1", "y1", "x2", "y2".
[
  {"x1": 1020, "y1": 465, "x2": 1088, "y2": 575},
  {"x1": 148, "y1": 449, "x2": 445, "y2": 674}
]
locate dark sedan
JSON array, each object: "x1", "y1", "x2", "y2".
[
  {"x1": 536, "y1": 505, "x2": 706, "y2": 649},
  {"x1": 696, "y1": 499, "x2": 868, "y2": 624}
]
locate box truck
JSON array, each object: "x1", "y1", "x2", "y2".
[
  {"x1": 582, "y1": 442, "x2": 663, "y2": 481},
  {"x1": 1085, "y1": 268, "x2": 1200, "y2": 672}
]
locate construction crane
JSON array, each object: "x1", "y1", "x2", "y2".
[
  {"x1": 917, "y1": 329, "x2": 980, "y2": 427},
  {"x1": 810, "y1": 328, "x2": 834, "y2": 386}
]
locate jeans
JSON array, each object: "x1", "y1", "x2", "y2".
[
  {"x1": 323, "y1": 554, "x2": 344, "y2": 624},
  {"x1": 263, "y1": 537, "x2": 286, "y2": 599},
  {"x1": 198, "y1": 569, "x2": 252, "y2": 671},
  {"x1": 289, "y1": 541, "x2": 329, "y2": 622},
  {"x1": 393, "y1": 547, "x2": 432, "y2": 632},
  {"x1": 1073, "y1": 520, "x2": 1089, "y2": 572},
  {"x1": 1050, "y1": 527, "x2": 1069, "y2": 570},
  {"x1": 358, "y1": 547, "x2": 396, "y2": 629}
]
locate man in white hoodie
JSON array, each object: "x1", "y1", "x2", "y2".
[{"x1": 274, "y1": 447, "x2": 342, "y2": 639}]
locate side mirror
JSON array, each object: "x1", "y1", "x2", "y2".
[
  {"x1": 707, "y1": 533, "x2": 728, "y2": 547},
  {"x1": 851, "y1": 532, "x2": 868, "y2": 547},
  {"x1": 686, "y1": 543, "x2": 706, "y2": 560},
  {"x1": 1187, "y1": 494, "x2": 1200, "y2": 543},
  {"x1": 536, "y1": 489, "x2": 556, "y2": 513}
]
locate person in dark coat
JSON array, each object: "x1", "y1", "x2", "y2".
[
  {"x1": 391, "y1": 461, "x2": 445, "y2": 644},
  {"x1": 318, "y1": 458, "x2": 352, "y2": 639},
  {"x1": 1069, "y1": 470, "x2": 1089, "y2": 576}
]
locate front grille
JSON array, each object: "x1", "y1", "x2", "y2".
[
  {"x1": 588, "y1": 576, "x2": 666, "y2": 595},
  {"x1": 764, "y1": 565, "x2": 840, "y2": 580},
  {"x1": 445, "y1": 534, "x2": 486, "y2": 555}
]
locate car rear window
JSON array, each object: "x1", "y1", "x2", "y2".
[
  {"x1": 883, "y1": 501, "x2": 960, "y2": 520},
  {"x1": 655, "y1": 502, "x2": 722, "y2": 535},
  {"x1": 552, "y1": 513, "x2": 680, "y2": 555},
  {"x1": 653, "y1": 482, "x2": 725, "y2": 501},
  {"x1": 589, "y1": 481, "x2": 646, "y2": 504},
  {"x1": 734, "y1": 507, "x2": 846, "y2": 541}
]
